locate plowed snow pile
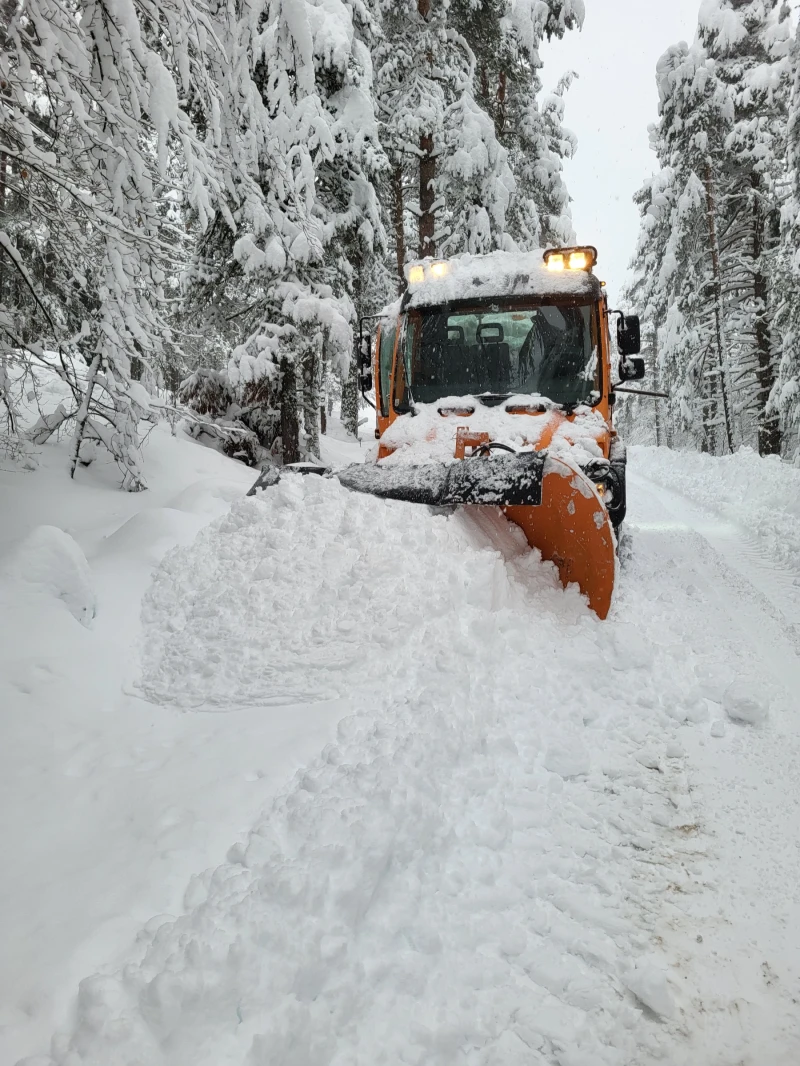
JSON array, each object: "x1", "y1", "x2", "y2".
[{"x1": 42, "y1": 474, "x2": 702, "y2": 1066}]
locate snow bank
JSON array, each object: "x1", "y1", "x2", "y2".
[
  {"x1": 0, "y1": 420, "x2": 264, "y2": 1064},
  {"x1": 0, "y1": 524, "x2": 96, "y2": 625},
  {"x1": 631, "y1": 445, "x2": 800, "y2": 574}
]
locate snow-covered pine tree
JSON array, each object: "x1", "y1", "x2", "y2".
[
  {"x1": 436, "y1": 84, "x2": 516, "y2": 256},
  {"x1": 631, "y1": 1, "x2": 794, "y2": 457},
  {"x1": 441, "y1": 0, "x2": 584, "y2": 253},
  {"x1": 189, "y1": 0, "x2": 385, "y2": 462},
  {"x1": 491, "y1": 1, "x2": 584, "y2": 249},
  {"x1": 646, "y1": 38, "x2": 736, "y2": 454},
  {"x1": 372, "y1": 0, "x2": 466, "y2": 273},
  {"x1": 0, "y1": 0, "x2": 237, "y2": 487},
  {"x1": 623, "y1": 160, "x2": 677, "y2": 446},
  {"x1": 373, "y1": 0, "x2": 583, "y2": 286},
  {"x1": 772, "y1": 19, "x2": 800, "y2": 461},
  {"x1": 698, "y1": 0, "x2": 792, "y2": 456}
]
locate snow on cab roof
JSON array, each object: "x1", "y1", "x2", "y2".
[{"x1": 403, "y1": 250, "x2": 603, "y2": 309}]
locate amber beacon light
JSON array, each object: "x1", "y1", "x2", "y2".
[
  {"x1": 405, "y1": 260, "x2": 451, "y2": 286},
  {"x1": 543, "y1": 246, "x2": 598, "y2": 272}
]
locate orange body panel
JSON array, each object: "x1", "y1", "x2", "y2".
[{"x1": 504, "y1": 460, "x2": 616, "y2": 619}]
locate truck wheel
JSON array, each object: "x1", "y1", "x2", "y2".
[{"x1": 608, "y1": 461, "x2": 627, "y2": 532}]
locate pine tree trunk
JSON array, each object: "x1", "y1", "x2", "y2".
[
  {"x1": 280, "y1": 355, "x2": 299, "y2": 464},
  {"x1": 303, "y1": 342, "x2": 321, "y2": 458},
  {"x1": 342, "y1": 242, "x2": 363, "y2": 439},
  {"x1": 419, "y1": 133, "x2": 436, "y2": 258},
  {"x1": 416, "y1": 0, "x2": 435, "y2": 259},
  {"x1": 341, "y1": 357, "x2": 360, "y2": 438},
  {"x1": 319, "y1": 332, "x2": 329, "y2": 436},
  {"x1": 391, "y1": 162, "x2": 406, "y2": 292},
  {"x1": 0, "y1": 153, "x2": 6, "y2": 305},
  {"x1": 652, "y1": 327, "x2": 663, "y2": 448},
  {"x1": 496, "y1": 71, "x2": 507, "y2": 136},
  {"x1": 700, "y1": 396, "x2": 712, "y2": 454},
  {"x1": 751, "y1": 172, "x2": 781, "y2": 456},
  {"x1": 703, "y1": 163, "x2": 734, "y2": 454}
]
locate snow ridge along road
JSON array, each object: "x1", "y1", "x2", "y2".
[{"x1": 26, "y1": 452, "x2": 800, "y2": 1065}]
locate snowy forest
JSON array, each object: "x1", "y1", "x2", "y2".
[
  {"x1": 2, "y1": 0, "x2": 800, "y2": 484},
  {"x1": 0, "y1": 0, "x2": 584, "y2": 487},
  {"x1": 618, "y1": 0, "x2": 800, "y2": 459}
]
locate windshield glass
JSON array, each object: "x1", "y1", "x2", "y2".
[{"x1": 402, "y1": 303, "x2": 599, "y2": 407}]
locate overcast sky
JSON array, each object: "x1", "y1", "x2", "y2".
[{"x1": 541, "y1": 0, "x2": 702, "y2": 303}]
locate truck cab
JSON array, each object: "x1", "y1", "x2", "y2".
[{"x1": 363, "y1": 247, "x2": 643, "y2": 532}]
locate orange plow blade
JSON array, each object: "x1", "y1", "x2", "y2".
[{"x1": 505, "y1": 456, "x2": 616, "y2": 619}]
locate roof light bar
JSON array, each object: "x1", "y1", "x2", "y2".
[{"x1": 543, "y1": 246, "x2": 598, "y2": 273}]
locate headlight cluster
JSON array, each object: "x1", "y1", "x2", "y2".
[
  {"x1": 543, "y1": 246, "x2": 598, "y2": 273},
  {"x1": 405, "y1": 260, "x2": 451, "y2": 286}
]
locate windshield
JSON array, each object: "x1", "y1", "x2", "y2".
[{"x1": 400, "y1": 303, "x2": 599, "y2": 407}]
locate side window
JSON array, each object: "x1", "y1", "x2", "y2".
[
  {"x1": 378, "y1": 324, "x2": 396, "y2": 417},
  {"x1": 393, "y1": 317, "x2": 416, "y2": 411}
]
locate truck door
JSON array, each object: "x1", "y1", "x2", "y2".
[{"x1": 375, "y1": 321, "x2": 397, "y2": 437}]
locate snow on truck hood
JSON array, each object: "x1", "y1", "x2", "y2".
[
  {"x1": 378, "y1": 398, "x2": 608, "y2": 467},
  {"x1": 404, "y1": 250, "x2": 603, "y2": 309}
]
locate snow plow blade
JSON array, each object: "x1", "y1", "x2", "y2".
[
  {"x1": 335, "y1": 451, "x2": 545, "y2": 507},
  {"x1": 505, "y1": 456, "x2": 616, "y2": 619},
  {"x1": 249, "y1": 452, "x2": 616, "y2": 617},
  {"x1": 248, "y1": 452, "x2": 545, "y2": 505}
]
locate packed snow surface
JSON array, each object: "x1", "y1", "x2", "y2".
[{"x1": 3, "y1": 429, "x2": 800, "y2": 1065}]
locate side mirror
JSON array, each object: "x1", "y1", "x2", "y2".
[
  {"x1": 617, "y1": 314, "x2": 641, "y2": 356},
  {"x1": 359, "y1": 366, "x2": 373, "y2": 392},
  {"x1": 356, "y1": 335, "x2": 373, "y2": 393},
  {"x1": 618, "y1": 356, "x2": 645, "y2": 381}
]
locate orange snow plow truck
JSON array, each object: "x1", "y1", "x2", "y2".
[{"x1": 251, "y1": 247, "x2": 648, "y2": 619}]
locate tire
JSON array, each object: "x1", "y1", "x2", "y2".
[{"x1": 608, "y1": 460, "x2": 627, "y2": 532}]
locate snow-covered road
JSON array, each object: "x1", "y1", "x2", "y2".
[
  {"x1": 14, "y1": 450, "x2": 795, "y2": 1066},
  {"x1": 623, "y1": 468, "x2": 800, "y2": 1063}
]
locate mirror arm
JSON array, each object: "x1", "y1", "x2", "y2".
[{"x1": 612, "y1": 385, "x2": 670, "y2": 398}]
